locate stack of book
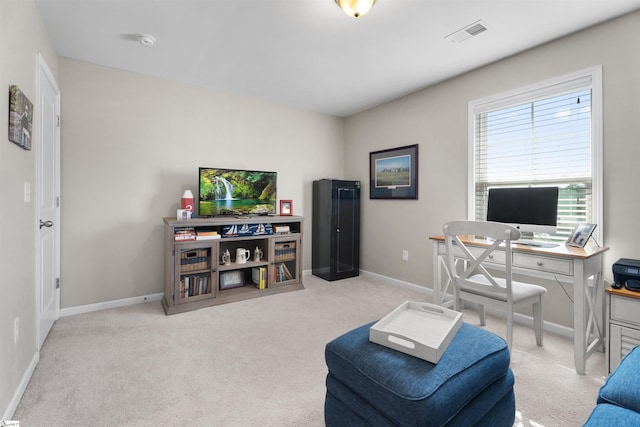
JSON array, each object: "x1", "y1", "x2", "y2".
[
  {"x1": 174, "y1": 227, "x2": 196, "y2": 241},
  {"x1": 196, "y1": 229, "x2": 220, "y2": 240}
]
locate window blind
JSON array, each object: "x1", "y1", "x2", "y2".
[{"x1": 473, "y1": 88, "x2": 593, "y2": 242}]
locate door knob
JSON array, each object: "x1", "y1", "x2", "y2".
[{"x1": 40, "y1": 220, "x2": 53, "y2": 229}]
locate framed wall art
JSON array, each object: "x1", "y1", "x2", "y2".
[
  {"x1": 369, "y1": 144, "x2": 418, "y2": 199},
  {"x1": 8, "y1": 85, "x2": 33, "y2": 150}
]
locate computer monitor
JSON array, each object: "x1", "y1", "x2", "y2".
[{"x1": 486, "y1": 187, "x2": 559, "y2": 237}]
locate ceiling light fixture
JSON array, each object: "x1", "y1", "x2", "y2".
[
  {"x1": 137, "y1": 33, "x2": 156, "y2": 47},
  {"x1": 335, "y1": 0, "x2": 376, "y2": 18}
]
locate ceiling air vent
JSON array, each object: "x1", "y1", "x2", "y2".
[{"x1": 445, "y1": 20, "x2": 488, "y2": 43}]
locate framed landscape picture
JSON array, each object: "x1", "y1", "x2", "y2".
[{"x1": 369, "y1": 144, "x2": 418, "y2": 199}]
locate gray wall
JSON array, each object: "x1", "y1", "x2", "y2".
[
  {"x1": 344, "y1": 11, "x2": 640, "y2": 327},
  {"x1": 0, "y1": 0, "x2": 59, "y2": 417},
  {"x1": 58, "y1": 58, "x2": 345, "y2": 308}
]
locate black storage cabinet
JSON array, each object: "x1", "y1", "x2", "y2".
[{"x1": 312, "y1": 179, "x2": 360, "y2": 281}]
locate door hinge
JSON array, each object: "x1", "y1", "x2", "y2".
[
  {"x1": 56, "y1": 196, "x2": 60, "y2": 208},
  {"x1": 56, "y1": 278, "x2": 60, "y2": 289},
  {"x1": 56, "y1": 115, "x2": 60, "y2": 127}
]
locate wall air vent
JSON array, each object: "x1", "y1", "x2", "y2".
[{"x1": 445, "y1": 20, "x2": 488, "y2": 43}]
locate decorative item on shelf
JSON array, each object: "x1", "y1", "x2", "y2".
[
  {"x1": 254, "y1": 223, "x2": 273, "y2": 235},
  {"x1": 280, "y1": 200, "x2": 293, "y2": 216},
  {"x1": 273, "y1": 225, "x2": 291, "y2": 234},
  {"x1": 220, "y1": 270, "x2": 244, "y2": 290},
  {"x1": 223, "y1": 224, "x2": 239, "y2": 237},
  {"x1": 222, "y1": 223, "x2": 273, "y2": 237},
  {"x1": 369, "y1": 144, "x2": 418, "y2": 200},
  {"x1": 8, "y1": 85, "x2": 33, "y2": 151},
  {"x1": 181, "y1": 190, "x2": 194, "y2": 212},
  {"x1": 176, "y1": 209, "x2": 193, "y2": 221},
  {"x1": 236, "y1": 248, "x2": 250, "y2": 264},
  {"x1": 254, "y1": 246, "x2": 263, "y2": 262},
  {"x1": 221, "y1": 249, "x2": 231, "y2": 265},
  {"x1": 567, "y1": 223, "x2": 598, "y2": 248},
  {"x1": 180, "y1": 249, "x2": 209, "y2": 271},
  {"x1": 274, "y1": 242, "x2": 296, "y2": 262}
]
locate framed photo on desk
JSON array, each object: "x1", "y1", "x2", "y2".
[{"x1": 567, "y1": 223, "x2": 597, "y2": 248}]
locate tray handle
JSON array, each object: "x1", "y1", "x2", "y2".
[
  {"x1": 418, "y1": 304, "x2": 445, "y2": 316},
  {"x1": 386, "y1": 333, "x2": 417, "y2": 350}
]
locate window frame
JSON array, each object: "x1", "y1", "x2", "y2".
[{"x1": 467, "y1": 66, "x2": 603, "y2": 243}]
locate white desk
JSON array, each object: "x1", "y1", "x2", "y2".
[{"x1": 430, "y1": 235, "x2": 609, "y2": 375}]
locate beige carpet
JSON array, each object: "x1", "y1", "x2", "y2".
[{"x1": 13, "y1": 274, "x2": 605, "y2": 426}]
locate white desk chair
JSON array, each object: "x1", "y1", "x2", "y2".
[{"x1": 443, "y1": 220, "x2": 547, "y2": 348}]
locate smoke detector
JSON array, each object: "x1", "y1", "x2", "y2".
[
  {"x1": 445, "y1": 20, "x2": 488, "y2": 43},
  {"x1": 137, "y1": 34, "x2": 156, "y2": 47}
]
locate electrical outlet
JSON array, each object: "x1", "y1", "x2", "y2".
[
  {"x1": 402, "y1": 250, "x2": 409, "y2": 261},
  {"x1": 14, "y1": 318, "x2": 19, "y2": 343}
]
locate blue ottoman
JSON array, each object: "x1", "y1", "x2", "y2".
[{"x1": 324, "y1": 322, "x2": 515, "y2": 427}]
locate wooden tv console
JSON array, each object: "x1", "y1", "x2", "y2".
[{"x1": 162, "y1": 215, "x2": 304, "y2": 315}]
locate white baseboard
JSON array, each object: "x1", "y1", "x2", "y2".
[
  {"x1": 60, "y1": 293, "x2": 164, "y2": 317},
  {"x1": 3, "y1": 351, "x2": 39, "y2": 421},
  {"x1": 359, "y1": 269, "x2": 434, "y2": 296}
]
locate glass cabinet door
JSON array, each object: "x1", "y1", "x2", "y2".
[
  {"x1": 269, "y1": 235, "x2": 301, "y2": 287},
  {"x1": 174, "y1": 242, "x2": 217, "y2": 304}
]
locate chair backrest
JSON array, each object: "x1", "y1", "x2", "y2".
[{"x1": 443, "y1": 220, "x2": 521, "y2": 300}]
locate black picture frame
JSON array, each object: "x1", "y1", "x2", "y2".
[
  {"x1": 369, "y1": 144, "x2": 418, "y2": 199},
  {"x1": 566, "y1": 223, "x2": 597, "y2": 248}
]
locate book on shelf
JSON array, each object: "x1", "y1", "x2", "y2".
[
  {"x1": 181, "y1": 275, "x2": 210, "y2": 298},
  {"x1": 273, "y1": 225, "x2": 291, "y2": 234},
  {"x1": 252, "y1": 266, "x2": 267, "y2": 290},
  {"x1": 274, "y1": 263, "x2": 294, "y2": 282},
  {"x1": 196, "y1": 230, "x2": 221, "y2": 241},
  {"x1": 175, "y1": 227, "x2": 196, "y2": 241}
]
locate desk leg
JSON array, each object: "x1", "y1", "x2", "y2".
[
  {"x1": 574, "y1": 260, "x2": 587, "y2": 375},
  {"x1": 573, "y1": 258, "x2": 605, "y2": 375},
  {"x1": 432, "y1": 241, "x2": 442, "y2": 305},
  {"x1": 432, "y1": 241, "x2": 455, "y2": 308}
]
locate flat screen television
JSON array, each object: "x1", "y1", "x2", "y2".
[
  {"x1": 198, "y1": 167, "x2": 277, "y2": 216},
  {"x1": 486, "y1": 187, "x2": 559, "y2": 236}
]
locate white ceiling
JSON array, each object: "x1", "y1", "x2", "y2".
[{"x1": 35, "y1": 0, "x2": 640, "y2": 117}]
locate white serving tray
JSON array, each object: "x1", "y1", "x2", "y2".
[{"x1": 369, "y1": 301, "x2": 462, "y2": 363}]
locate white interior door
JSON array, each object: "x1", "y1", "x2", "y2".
[{"x1": 37, "y1": 54, "x2": 61, "y2": 348}]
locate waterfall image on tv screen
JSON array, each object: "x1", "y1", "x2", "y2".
[{"x1": 198, "y1": 167, "x2": 277, "y2": 216}]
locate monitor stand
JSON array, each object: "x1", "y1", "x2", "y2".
[{"x1": 515, "y1": 231, "x2": 559, "y2": 248}]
